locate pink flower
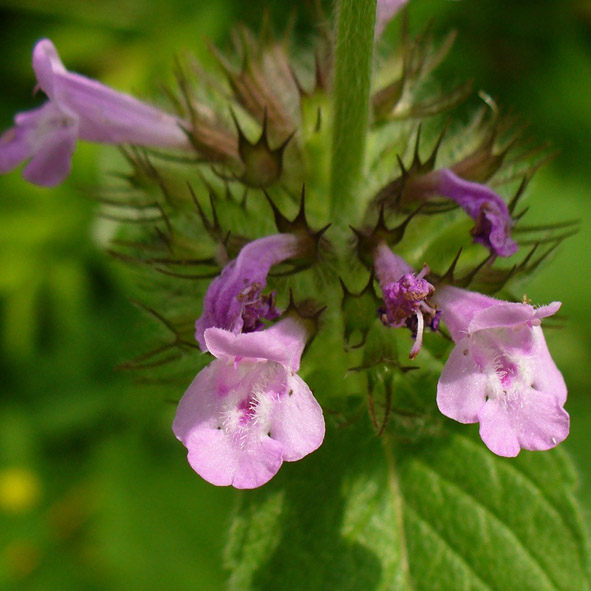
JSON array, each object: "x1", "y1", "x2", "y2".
[
  {"x1": 0, "y1": 39, "x2": 190, "y2": 187},
  {"x1": 434, "y1": 285, "x2": 569, "y2": 456},
  {"x1": 373, "y1": 242, "x2": 441, "y2": 359},
  {"x1": 195, "y1": 233, "x2": 304, "y2": 351},
  {"x1": 0, "y1": 102, "x2": 78, "y2": 187},
  {"x1": 173, "y1": 317, "x2": 325, "y2": 489},
  {"x1": 406, "y1": 168, "x2": 518, "y2": 258}
]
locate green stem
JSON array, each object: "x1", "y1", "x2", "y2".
[{"x1": 329, "y1": 0, "x2": 377, "y2": 231}]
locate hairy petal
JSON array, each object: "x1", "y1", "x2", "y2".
[
  {"x1": 432, "y1": 285, "x2": 497, "y2": 341},
  {"x1": 204, "y1": 316, "x2": 308, "y2": 373},
  {"x1": 534, "y1": 301, "x2": 562, "y2": 320},
  {"x1": 469, "y1": 302, "x2": 540, "y2": 333}
]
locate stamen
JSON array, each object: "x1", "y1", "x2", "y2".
[
  {"x1": 420, "y1": 300, "x2": 437, "y2": 317},
  {"x1": 416, "y1": 264, "x2": 430, "y2": 281},
  {"x1": 409, "y1": 309, "x2": 425, "y2": 360}
]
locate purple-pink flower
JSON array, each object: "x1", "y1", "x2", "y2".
[
  {"x1": 173, "y1": 317, "x2": 325, "y2": 489},
  {"x1": 373, "y1": 242, "x2": 440, "y2": 359},
  {"x1": 434, "y1": 285, "x2": 569, "y2": 456},
  {"x1": 406, "y1": 168, "x2": 518, "y2": 258},
  {"x1": 0, "y1": 39, "x2": 191, "y2": 187},
  {"x1": 371, "y1": 246, "x2": 568, "y2": 456},
  {"x1": 195, "y1": 233, "x2": 303, "y2": 351}
]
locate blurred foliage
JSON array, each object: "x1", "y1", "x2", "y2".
[{"x1": 0, "y1": 0, "x2": 589, "y2": 589}]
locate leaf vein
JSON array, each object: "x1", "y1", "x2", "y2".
[
  {"x1": 456, "y1": 434, "x2": 588, "y2": 559},
  {"x1": 415, "y1": 459, "x2": 561, "y2": 591},
  {"x1": 454, "y1": 434, "x2": 591, "y2": 589},
  {"x1": 405, "y1": 503, "x2": 494, "y2": 591},
  {"x1": 383, "y1": 436, "x2": 415, "y2": 591}
]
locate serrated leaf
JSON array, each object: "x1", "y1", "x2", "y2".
[{"x1": 225, "y1": 420, "x2": 591, "y2": 591}]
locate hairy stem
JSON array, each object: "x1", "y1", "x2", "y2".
[{"x1": 329, "y1": 0, "x2": 377, "y2": 232}]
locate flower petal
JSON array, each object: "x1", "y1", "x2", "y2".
[
  {"x1": 534, "y1": 301, "x2": 561, "y2": 320},
  {"x1": 437, "y1": 338, "x2": 488, "y2": 423},
  {"x1": 32, "y1": 38, "x2": 67, "y2": 102},
  {"x1": 433, "y1": 285, "x2": 498, "y2": 342},
  {"x1": 22, "y1": 123, "x2": 77, "y2": 187},
  {"x1": 478, "y1": 389, "x2": 570, "y2": 457},
  {"x1": 204, "y1": 317, "x2": 307, "y2": 372},
  {"x1": 0, "y1": 126, "x2": 32, "y2": 173},
  {"x1": 184, "y1": 428, "x2": 242, "y2": 487},
  {"x1": 195, "y1": 234, "x2": 301, "y2": 349},
  {"x1": 469, "y1": 302, "x2": 538, "y2": 333},
  {"x1": 373, "y1": 241, "x2": 414, "y2": 286},
  {"x1": 172, "y1": 360, "x2": 286, "y2": 489},
  {"x1": 531, "y1": 326, "x2": 567, "y2": 406},
  {"x1": 1, "y1": 101, "x2": 76, "y2": 179},
  {"x1": 435, "y1": 169, "x2": 517, "y2": 257},
  {"x1": 172, "y1": 362, "x2": 221, "y2": 444},
  {"x1": 69, "y1": 77, "x2": 189, "y2": 148},
  {"x1": 185, "y1": 428, "x2": 284, "y2": 489},
  {"x1": 231, "y1": 437, "x2": 285, "y2": 489},
  {"x1": 270, "y1": 373, "x2": 325, "y2": 461},
  {"x1": 33, "y1": 38, "x2": 190, "y2": 149},
  {"x1": 477, "y1": 399, "x2": 521, "y2": 457}
]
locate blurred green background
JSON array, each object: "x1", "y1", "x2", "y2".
[{"x1": 0, "y1": 0, "x2": 589, "y2": 589}]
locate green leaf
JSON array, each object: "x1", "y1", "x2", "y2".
[{"x1": 224, "y1": 420, "x2": 591, "y2": 591}]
